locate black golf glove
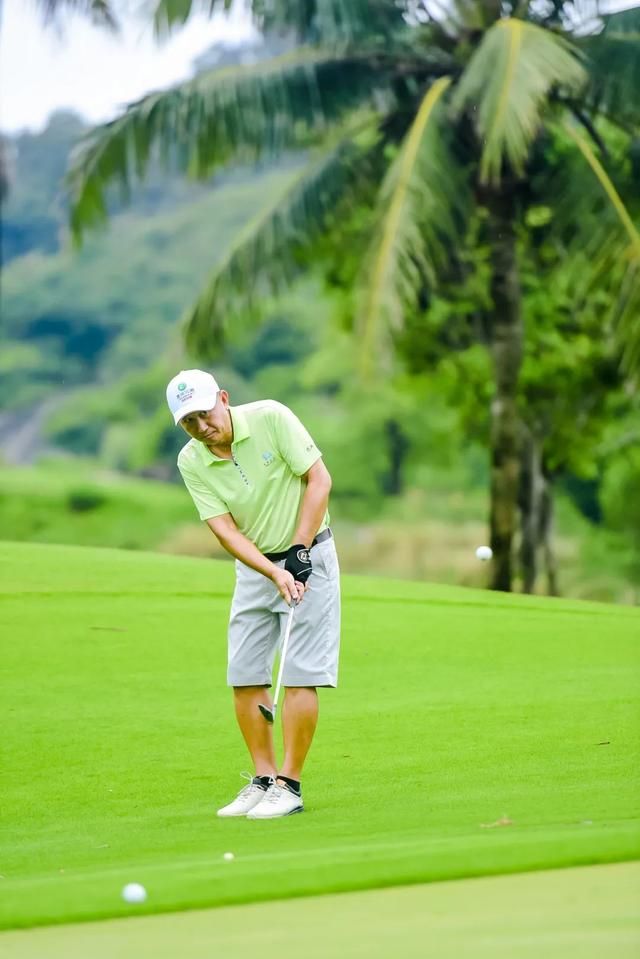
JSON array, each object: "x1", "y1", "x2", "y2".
[{"x1": 284, "y1": 544, "x2": 312, "y2": 584}]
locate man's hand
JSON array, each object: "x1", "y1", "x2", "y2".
[
  {"x1": 285, "y1": 544, "x2": 313, "y2": 584},
  {"x1": 271, "y1": 566, "x2": 305, "y2": 606}
]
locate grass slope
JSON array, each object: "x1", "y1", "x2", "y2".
[
  {"x1": 1, "y1": 541, "x2": 639, "y2": 930},
  {"x1": 0, "y1": 464, "x2": 194, "y2": 552}
]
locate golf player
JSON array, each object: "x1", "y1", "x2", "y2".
[{"x1": 166, "y1": 369, "x2": 341, "y2": 819}]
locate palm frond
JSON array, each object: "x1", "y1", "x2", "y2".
[
  {"x1": 357, "y1": 76, "x2": 470, "y2": 374},
  {"x1": 153, "y1": 0, "x2": 403, "y2": 45},
  {"x1": 578, "y1": 7, "x2": 640, "y2": 128},
  {"x1": 421, "y1": 0, "x2": 500, "y2": 35},
  {"x1": 560, "y1": 118, "x2": 640, "y2": 374},
  {"x1": 37, "y1": 0, "x2": 118, "y2": 29},
  {"x1": 599, "y1": 4, "x2": 640, "y2": 35},
  {"x1": 287, "y1": 0, "x2": 403, "y2": 45},
  {"x1": 68, "y1": 51, "x2": 390, "y2": 241},
  {"x1": 452, "y1": 17, "x2": 586, "y2": 184},
  {"x1": 183, "y1": 122, "x2": 384, "y2": 356},
  {"x1": 153, "y1": 0, "x2": 216, "y2": 35}
]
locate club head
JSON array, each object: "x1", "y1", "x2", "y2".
[{"x1": 258, "y1": 703, "x2": 275, "y2": 724}]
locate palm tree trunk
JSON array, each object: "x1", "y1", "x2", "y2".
[
  {"x1": 382, "y1": 419, "x2": 409, "y2": 495},
  {"x1": 540, "y1": 481, "x2": 559, "y2": 596},
  {"x1": 518, "y1": 424, "x2": 543, "y2": 594},
  {"x1": 487, "y1": 188, "x2": 523, "y2": 592}
]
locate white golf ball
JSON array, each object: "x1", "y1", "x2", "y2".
[
  {"x1": 476, "y1": 545, "x2": 493, "y2": 562},
  {"x1": 223, "y1": 852, "x2": 235, "y2": 861},
  {"x1": 122, "y1": 883, "x2": 147, "y2": 904}
]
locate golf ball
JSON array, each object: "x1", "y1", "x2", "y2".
[
  {"x1": 223, "y1": 852, "x2": 235, "y2": 861},
  {"x1": 122, "y1": 883, "x2": 147, "y2": 904},
  {"x1": 476, "y1": 545, "x2": 493, "y2": 562}
]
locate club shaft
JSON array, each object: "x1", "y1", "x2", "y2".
[{"x1": 272, "y1": 605, "x2": 295, "y2": 713}]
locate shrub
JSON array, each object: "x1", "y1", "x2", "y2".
[{"x1": 66, "y1": 487, "x2": 106, "y2": 512}]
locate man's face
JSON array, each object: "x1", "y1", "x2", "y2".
[{"x1": 179, "y1": 391, "x2": 233, "y2": 447}]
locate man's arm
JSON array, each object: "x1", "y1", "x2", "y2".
[
  {"x1": 292, "y1": 458, "x2": 332, "y2": 548},
  {"x1": 206, "y1": 513, "x2": 302, "y2": 606}
]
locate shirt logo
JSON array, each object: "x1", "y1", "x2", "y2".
[{"x1": 262, "y1": 451, "x2": 275, "y2": 467}]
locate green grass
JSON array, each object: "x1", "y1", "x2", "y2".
[
  {"x1": 2, "y1": 863, "x2": 639, "y2": 958},
  {"x1": 1, "y1": 461, "x2": 637, "y2": 603},
  {"x1": 0, "y1": 464, "x2": 194, "y2": 551},
  {"x1": 1, "y1": 540, "x2": 639, "y2": 932}
]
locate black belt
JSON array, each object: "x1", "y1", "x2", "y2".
[{"x1": 264, "y1": 527, "x2": 332, "y2": 563}]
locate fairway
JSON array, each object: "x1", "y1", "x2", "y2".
[
  {"x1": 2, "y1": 862, "x2": 638, "y2": 959},
  {"x1": 1, "y1": 540, "x2": 639, "y2": 933}
]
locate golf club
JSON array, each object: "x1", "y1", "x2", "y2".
[{"x1": 258, "y1": 603, "x2": 296, "y2": 724}]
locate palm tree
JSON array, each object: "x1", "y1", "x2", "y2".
[
  {"x1": 35, "y1": 0, "x2": 118, "y2": 29},
  {"x1": 68, "y1": 0, "x2": 640, "y2": 591}
]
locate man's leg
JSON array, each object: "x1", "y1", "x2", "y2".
[
  {"x1": 233, "y1": 686, "x2": 278, "y2": 777},
  {"x1": 279, "y1": 686, "x2": 318, "y2": 781},
  {"x1": 247, "y1": 686, "x2": 315, "y2": 818}
]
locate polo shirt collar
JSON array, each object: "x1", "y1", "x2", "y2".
[
  {"x1": 230, "y1": 406, "x2": 250, "y2": 445},
  {"x1": 196, "y1": 406, "x2": 250, "y2": 465}
]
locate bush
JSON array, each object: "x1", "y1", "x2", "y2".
[{"x1": 66, "y1": 487, "x2": 106, "y2": 512}]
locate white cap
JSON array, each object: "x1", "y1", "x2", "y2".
[{"x1": 166, "y1": 369, "x2": 220, "y2": 425}]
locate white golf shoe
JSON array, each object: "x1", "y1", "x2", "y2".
[
  {"x1": 246, "y1": 780, "x2": 303, "y2": 819},
  {"x1": 217, "y1": 775, "x2": 270, "y2": 818}
]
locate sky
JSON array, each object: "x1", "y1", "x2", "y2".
[
  {"x1": 0, "y1": 0, "x2": 258, "y2": 133},
  {"x1": 1, "y1": 0, "x2": 638, "y2": 135}
]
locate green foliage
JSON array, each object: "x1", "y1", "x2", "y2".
[
  {"x1": 517, "y1": 197, "x2": 633, "y2": 482},
  {"x1": 358, "y1": 78, "x2": 469, "y2": 371},
  {"x1": 601, "y1": 444, "x2": 640, "y2": 581},
  {"x1": 228, "y1": 313, "x2": 314, "y2": 379},
  {"x1": 44, "y1": 387, "x2": 129, "y2": 456},
  {"x1": 153, "y1": 0, "x2": 404, "y2": 45},
  {"x1": 452, "y1": 18, "x2": 586, "y2": 184},
  {"x1": 35, "y1": 0, "x2": 119, "y2": 29},
  {"x1": 65, "y1": 0, "x2": 640, "y2": 385},
  {"x1": 1, "y1": 163, "x2": 299, "y2": 411},
  {"x1": 1, "y1": 112, "x2": 87, "y2": 263},
  {"x1": 0, "y1": 463, "x2": 195, "y2": 551},
  {"x1": 66, "y1": 485, "x2": 107, "y2": 512},
  {"x1": 6, "y1": 5, "x2": 640, "y2": 600},
  {"x1": 558, "y1": 121, "x2": 640, "y2": 373},
  {"x1": 185, "y1": 122, "x2": 383, "y2": 356},
  {"x1": 68, "y1": 51, "x2": 391, "y2": 241},
  {"x1": 579, "y1": 6, "x2": 640, "y2": 128}
]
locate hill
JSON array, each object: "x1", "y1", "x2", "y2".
[{"x1": 1, "y1": 114, "x2": 298, "y2": 416}]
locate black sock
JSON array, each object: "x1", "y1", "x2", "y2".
[
  {"x1": 277, "y1": 775, "x2": 301, "y2": 796},
  {"x1": 255, "y1": 775, "x2": 273, "y2": 790}
]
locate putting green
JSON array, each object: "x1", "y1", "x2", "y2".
[
  {"x1": 1, "y1": 541, "x2": 639, "y2": 930},
  {"x1": 0, "y1": 862, "x2": 638, "y2": 958}
]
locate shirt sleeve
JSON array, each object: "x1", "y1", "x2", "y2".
[
  {"x1": 177, "y1": 455, "x2": 229, "y2": 522},
  {"x1": 269, "y1": 402, "x2": 322, "y2": 476}
]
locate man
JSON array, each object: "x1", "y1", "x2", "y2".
[{"x1": 166, "y1": 369, "x2": 340, "y2": 819}]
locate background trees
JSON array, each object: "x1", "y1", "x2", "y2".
[{"x1": 67, "y1": 0, "x2": 640, "y2": 591}]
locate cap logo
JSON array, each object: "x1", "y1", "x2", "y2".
[{"x1": 177, "y1": 382, "x2": 187, "y2": 392}]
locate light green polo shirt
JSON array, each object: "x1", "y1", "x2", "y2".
[{"x1": 176, "y1": 400, "x2": 329, "y2": 554}]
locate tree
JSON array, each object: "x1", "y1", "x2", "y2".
[
  {"x1": 34, "y1": 0, "x2": 118, "y2": 29},
  {"x1": 67, "y1": 0, "x2": 640, "y2": 591}
]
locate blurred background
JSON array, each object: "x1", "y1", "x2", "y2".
[{"x1": 1, "y1": 0, "x2": 639, "y2": 603}]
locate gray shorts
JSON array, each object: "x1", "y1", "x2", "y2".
[{"x1": 228, "y1": 537, "x2": 341, "y2": 688}]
